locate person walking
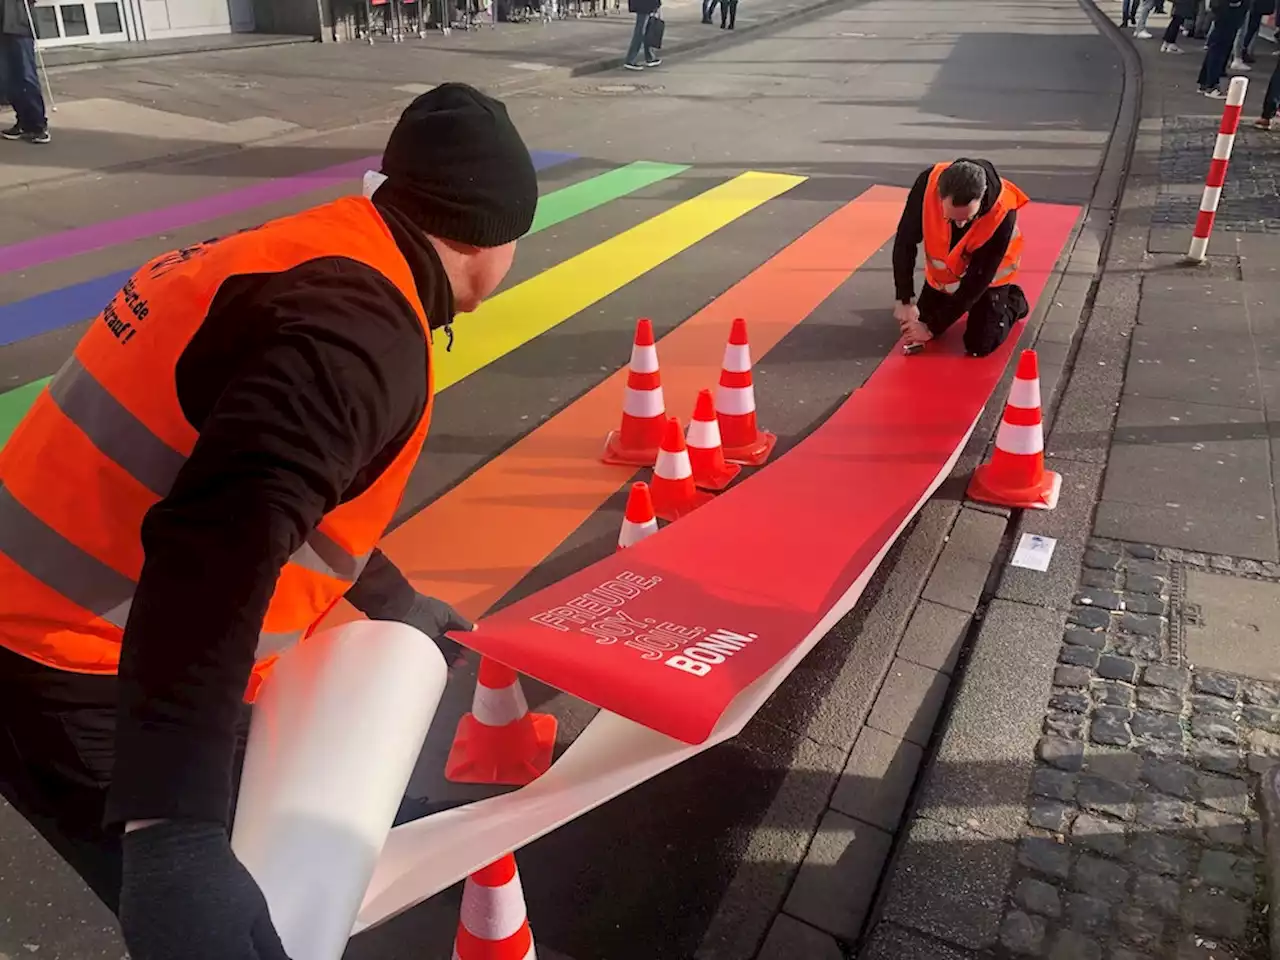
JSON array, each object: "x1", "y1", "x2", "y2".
[
  {"x1": 1229, "y1": 0, "x2": 1272, "y2": 68},
  {"x1": 0, "y1": 0, "x2": 48, "y2": 143},
  {"x1": 701, "y1": 0, "x2": 719, "y2": 24},
  {"x1": 0, "y1": 82, "x2": 538, "y2": 960},
  {"x1": 1255, "y1": 53, "x2": 1280, "y2": 128},
  {"x1": 719, "y1": 0, "x2": 736, "y2": 28},
  {"x1": 1160, "y1": 0, "x2": 1200, "y2": 50},
  {"x1": 1199, "y1": 0, "x2": 1249, "y2": 96},
  {"x1": 623, "y1": 0, "x2": 660, "y2": 69}
]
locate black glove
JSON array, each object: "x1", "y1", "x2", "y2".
[
  {"x1": 119, "y1": 821, "x2": 290, "y2": 960},
  {"x1": 400, "y1": 593, "x2": 474, "y2": 666}
]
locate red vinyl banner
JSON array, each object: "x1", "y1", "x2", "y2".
[{"x1": 456, "y1": 201, "x2": 1081, "y2": 745}]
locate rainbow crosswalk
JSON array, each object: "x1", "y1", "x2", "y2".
[{"x1": 0, "y1": 150, "x2": 1080, "y2": 627}]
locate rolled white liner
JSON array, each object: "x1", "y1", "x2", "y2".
[
  {"x1": 352, "y1": 416, "x2": 980, "y2": 936},
  {"x1": 231, "y1": 620, "x2": 447, "y2": 960}
]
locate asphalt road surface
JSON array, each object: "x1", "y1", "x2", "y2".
[{"x1": 0, "y1": 1, "x2": 1121, "y2": 956}]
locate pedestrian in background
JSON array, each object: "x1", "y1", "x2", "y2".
[
  {"x1": 701, "y1": 0, "x2": 720, "y2": 24},
  {"x1": 719, "y1": 0, "x2": 736, "y2": 29},
  {"x1": 1229, "y1": 0, "x2": 1272, "y2": 68},
  {"x1": 1198, "y1": 0, "x2": 1248, "y2": 97},
  {"x1": 0, "y1": 0, "x2": 48, "y2": 144},
  {"x1": 1255, "y1": 53, "x2": 1280, "y2": 128},
  {"x1": 1160, "y1": 0, "x2": 1200, "y2": 50},
  {"x1": 623, "y1": 0, "x2": 660, "y2": 69}
]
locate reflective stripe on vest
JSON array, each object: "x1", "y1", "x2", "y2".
[{"x1": 0, "y1": 479, "x2": 368, "y2": 647}]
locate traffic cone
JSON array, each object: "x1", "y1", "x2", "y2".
[
  {"x1": 603, "y1": 318, "x2": 666, "y2": 467},
  {"x1": 967, "y1": 349, "x2": 1062, "y2": 511},
  {"x1": 686, "y1": 388, "x2": 740, "y2": 491},
  {"x1": 453, "y1": 853, "x2": 536, "y2": 960},
  {"x1": 445, "y1": 658, "x2": 557, "y2": 786},
  {"x1": 617, "y1": 481, "x2": 659, "y2": 551},
  {"x1": 716, "y1": 318, "x2": 777, "y2": 466},
  {"x1": 650, "y1": 417, "x2": 713, "y2": 522}
]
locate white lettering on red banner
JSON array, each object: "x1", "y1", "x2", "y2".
[
  {"x1": 664, "y1": 629, "x2": 759, "y2": 677},
  {"x1": 527, "y1": 571, "x2": 755, "y2": 668}
]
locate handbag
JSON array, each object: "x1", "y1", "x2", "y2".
[{"x1": 644, "y1": 12, "x2": 665, "y2": 48}]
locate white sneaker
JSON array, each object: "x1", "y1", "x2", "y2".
[
  {"x1": 1229, "y1": 58, "x2": 1252, "y2": 71},
  {"x1": 1161, "y1": 41, "x2": 1183, "y2": 52},
  {"x1": 1134, "y1": 28, "x2": 1153, "y2": 38},
  {"x1": 1202, "y1": 87, "x2": 1228, "y2": 99}
]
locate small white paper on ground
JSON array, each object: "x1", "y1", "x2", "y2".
[{"x1": 1011, "y1": 533, "x2": 1057, "y2": 572}]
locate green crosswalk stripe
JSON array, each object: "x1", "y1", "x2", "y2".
[{"x1": 0, "y1": 159, "x2": 691, "y2": 453}]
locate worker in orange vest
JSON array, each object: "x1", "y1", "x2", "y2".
[
  {"x1": 891, "y1": 158, "x2": 1031, "y2": 357},
  {"x1": 0, "y1": 83, "x2": 538, "y2": 960}
]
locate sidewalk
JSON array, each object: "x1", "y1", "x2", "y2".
[
  {"x1": 0, "y1": 0, "x2": 828, "y2": 196},
  {"x1": 855, "y1": 6, "x2": 1280, "y2": 960}
]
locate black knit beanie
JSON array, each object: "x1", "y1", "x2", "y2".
[{"x1": 376, "y1": 83, "x2": 538, "y2": 248}]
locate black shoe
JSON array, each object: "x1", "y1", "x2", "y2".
[
  {"x1": 623, "y1": 61, "x2": 643, "y2": 70},
  {"x1": 24, "y1": 129, "x2": 49, "y2": 144},
  {"x1": 645, "y1": 56, "x2": 661, "y2": 65},
  {"x1": 1, "y1": 124, "x2": 22, "y2": 140},
  {"x1": 700, "y1": 15, "x2": 711, "y2": 22}
]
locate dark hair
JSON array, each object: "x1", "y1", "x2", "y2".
[{"x1": 937, "y1": 161, "x2": 987, "y2": 207}]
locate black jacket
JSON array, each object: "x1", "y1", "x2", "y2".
[
  {"x1": 1172, "y1": 0, "x2": 1199, "y2": 20},
  {"x1": 892, "y1": 158, "x2": 1017, "y2": 327},
  {"x1": 0, "y1": 0, "x2": 34, "y2": 36},
  {"x1": 628, "y1": 0, "x2": 660, "y2": 14},
  {"x1": 104, "y1": 199, "x2": 452, "y2": 828}
]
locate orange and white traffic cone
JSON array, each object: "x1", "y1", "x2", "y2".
[
  {"x1": 967, "y1": 349, "x2": 1062, "y2": 511},
  {"x1": 617, "y1": 481, "x2": 659, "y2": 551},
  {"x1": 603, "y1": 318, "x2": 666, "y2": 467},
  {"x1": 445, "y1": 658, "x2": 557, "y2": 786},
  {"x1": 453, "y1": 853, "x2": 536, "y2": 960},
  {"x1": 716, "y1": 318, "x2": 777, "y2": 466},
  {"x1": 686, "y1": 388, "x2": 740, "y2": 491},
  {"x1": 650, "y1": 416, "x2": 713, "y2": 522}
]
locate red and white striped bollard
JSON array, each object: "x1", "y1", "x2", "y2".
[{"x1": 1186, "y1": 75, "x2": 1248, "y2": 264}]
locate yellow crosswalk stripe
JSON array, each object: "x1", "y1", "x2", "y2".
[{"x1": 435, "y1": 171, "x2": 807, "y2": 391}]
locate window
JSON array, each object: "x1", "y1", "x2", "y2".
[
  {"x1": 60, "y1": 3, "x2": 90, "y2": 35},
  {"x1": 95, "y1": 1, "x2": 123, "y2": 32},
  {"x1": 32, "y1": 6, "x2": 60, "y2": 38}
]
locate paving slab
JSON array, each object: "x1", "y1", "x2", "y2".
[
  {"x1": 866, "y1": 658, "x2": 950, "y2": 747},
  {"x1": 896, "y1": 600, "x2": 971, "y2": 675},
  {"x1": 756, "y1": 914, "x2": 843, "y2": 960},
  {"x1": 781, "y1": 810, "x2": 893, "y2": 942},
  {"x1": 1102, "y1": 396, "x2": 1274, "y2": 521},
  {"x1": 1183, "y1": 568, "x2": 1280, "y2": 682},
  {"x1": 830, "y1": 727, "x2": 923, "y2": 833},
  {"x1": 878, "y1": 816, "x2": 1015, "y2": 951},
  {"x1": 1094, "y1": 497, "x2": 1280, "y2": 563},
  {"x1": 1123, "y1": 348, "x2": 1263, "y2": 412},
  {"x1": 916, "y1": 599, "x2": 1067, "y2": 841}
]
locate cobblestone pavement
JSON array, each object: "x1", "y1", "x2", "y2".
[
  {"x1": 1153, "y1": 115, "x2": 1280, "y2": 233},
  {"x1": 999, "y1": 538, "x2": 1275, "y2": 960}
]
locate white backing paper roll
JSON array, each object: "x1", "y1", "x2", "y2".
[{"x1": 231, "y1": 620, "x2": 448, "y2": 960}]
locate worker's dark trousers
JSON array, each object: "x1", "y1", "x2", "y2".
[
  {"x1": 918, "y1": 282, "x2": 1029, "y2": 357},
  {"x1": 0, "y1": 644, "x2": 249, "y2": 916}
]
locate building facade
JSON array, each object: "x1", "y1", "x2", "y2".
[{"x1": 31, "y1": 0, "x2": 258, "y2": 46}]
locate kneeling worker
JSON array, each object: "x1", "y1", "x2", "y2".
[
  {"x1": 892, "y1": 158, "x2": 1031, "y2": 357},
  {"x1": 0, "y1": 83, "x2": 538, "y2": 960}
]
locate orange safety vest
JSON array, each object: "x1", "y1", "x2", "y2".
[
  {"x1": 922, "y1": 162, "x2": 1029, "y2": 296},
  {"x1": 0, "y1": 197, "x2": 434, "y2": 700}
]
